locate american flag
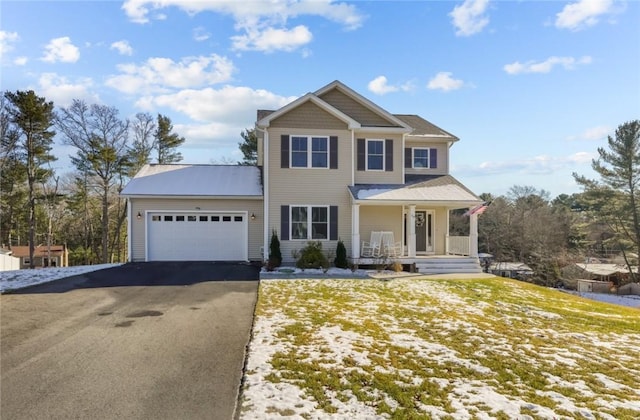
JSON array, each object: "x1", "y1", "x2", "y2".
[{"x1": 464, "y1": 202, "x2": 490, "y2": 217}]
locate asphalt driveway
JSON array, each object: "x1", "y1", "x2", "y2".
[{"x1": 0, "y1": 262, "x2": 260, "y2": 420}]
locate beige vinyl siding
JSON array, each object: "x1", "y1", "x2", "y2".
[
  {"x1": 433, "y1": 207, "x2": 448, "y2": 254},
  {"x1": 267, "y1": 127, "x2": 353, "y2": 263},
  {"x1": 257, "y1": 129, "x2": 264, "y2": 166},
  {"x1": 318, "y1": 89, "x2": 398, "y2": 127},
  {"x1": 360, "y1": 206, "x2": 404, "y2": 247},
  {"x1": 354, "y1": 133, "x2": 404, "y2": 184},
  {"x1": 129, "y1": 198, "x2": 263, "y2": 262},
  {"x1": 404, "y1": 139, "x2": 449, "y2": 176},
  {"x1": 270, "y1": 101, "x2": 348, "y2": 130}
]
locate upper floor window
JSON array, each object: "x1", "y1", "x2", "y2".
[
  {"x1": 367, "y1": 140, "x2": 384, "y2": 171},
  {"x1": 413, "y1": 148, "x2": 430, "y2": 168},
  {"x1": 357, "y1": 138, "x2": 393, "y2": 172},
  {"x1": 283, "y1": 135, "x2": 336, "y2": 169},
  {"x1": 405, "y1": 147, "x2": 438, "y2": 170}
]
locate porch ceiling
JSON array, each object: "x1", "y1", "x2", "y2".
[{"x1": 349, "y1": 174, "x2": 481, "y2": 207}]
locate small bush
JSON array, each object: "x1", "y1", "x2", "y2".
[
  {"x1": 268, "y1": 230, "x2": 282, "y2": 268},
  {"x1": 334, "y1": 239, "x2": 349, "y2": 269},
  {"x1": 295, "y1": 241, "x2": 329, "y2": 270}
]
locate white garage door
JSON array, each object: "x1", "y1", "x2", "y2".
[{"x1": 147, "y1": 212, "x2": 248, "y2": 261}]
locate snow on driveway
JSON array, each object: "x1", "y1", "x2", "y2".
[{"x1": 0, "y1": 264, "x2": 121, "y2": 293}]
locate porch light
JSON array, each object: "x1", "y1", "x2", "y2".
[
  {"x1": 136, "y1": 211, "x2": 142, "y2": 220},
  {"x1": 251, "y1": 213, "x2": 256, "y2": 220}
]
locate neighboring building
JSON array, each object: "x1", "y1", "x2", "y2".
[
  {"x1": 490, "y1": 262, "x2": 534, "y2": 279},
  {"x1": 121, "y1": 81, "x2": 484, "y2": 273},
  {"x1": 562, "y1": 263, "x2": 639, "y2": 285},
  {"x1": 10, "y1": 245, "x2": 69, "y2": 269}
]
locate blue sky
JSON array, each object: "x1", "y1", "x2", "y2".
[{"x1": 1, "y1": 0, "x2": 639, "y2": 197}]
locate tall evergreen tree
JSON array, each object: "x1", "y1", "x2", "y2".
[
  {"x1": 238, "y1": 128, "x2": 258, "y2": 166},
  {"x1": 574, "y1": 120, "x2": 640, "y2": 281},
  {"x1": 154, "y1": 114, "x2": 184, "y2": 164},
  {"x1": 56, "y1": 100, "x2": 130, "y2": 263},
  {"x1": 3, "y1": 90, "x2": 56, "y2": 268}
]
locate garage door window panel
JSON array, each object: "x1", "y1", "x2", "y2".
[{"x1": 176, "y1": 215, "x2": 184, "y2": 221}]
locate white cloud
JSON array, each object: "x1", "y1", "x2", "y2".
[
  {"x1": 555, "y1": 0, "x2": 615, "y2": 31},
  {"x1": 231, "y1": 25, "x2": 312, "y2": 52},
  {"x1": 464, "y1": 152, "x2": 597, "y2": 176},
  {"x1": 427, "y1": 72, "x2": 464, "y2": 91},
  {"x1": 0, "y1": 31, "x2": 19, "y2": 55},
  {"x1": 37, "y1": 73, "x2": 98, "y2": 106},
  {"x1": 136, "y1": 85, "x2": 295, "y2": 124},
  {"x1": 193, "y1": 27, "x2": 211, "y2": 42},
  {"x1": 449, "y1": 0, "x2": 490, "y2": 37},
  {"x1": 14, "y1": 56, "x2": 28, "y2": 66},
  {"x1": 504, "y1": 56, "x2": 592, "y2": 75},
  {"x1": 110, "y1": 40, "x2": 133, "y2": 56},
  {"x1": 367, "y1": 76, "x2": 414, "y2": 95},
  {"x1": 105, "y1": 54, "x2": 235, "y2": 94},
  {"x1": 41, "y1": 37, "x2": 80, "y2": 63},
  {"x1": 122, "y1": 0, "x2": 364, "y2": 53},
  {"x1": 567, "y1": 125, "x2": 610, "y2": 141}
]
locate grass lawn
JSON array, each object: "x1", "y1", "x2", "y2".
[{"x1": 239, "y1": 276, "x2": 640, "y2": 419}]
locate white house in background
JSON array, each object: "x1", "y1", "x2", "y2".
[{"x1": 121, "y1": 80, "x2": 484, "y2": 273}]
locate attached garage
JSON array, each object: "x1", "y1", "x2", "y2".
[
  {"x1": 147, "y1": 212, "x2": 248, "y2": 261},
  {"x1": 121, "y1": 165, "x2": 264, "y2": 263}
]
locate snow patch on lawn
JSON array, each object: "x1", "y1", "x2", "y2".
[{"x1": 0, "y1": 264, "x2": 121, "y2": 293}]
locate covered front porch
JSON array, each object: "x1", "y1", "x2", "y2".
[{"x1": 348, "y1": 176, "x2": 484, "y2": 274}]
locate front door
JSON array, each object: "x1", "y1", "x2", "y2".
[{"x1": 415, "y1": 210, "x2": 434, "y2": 253}]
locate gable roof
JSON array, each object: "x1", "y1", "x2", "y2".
[
  {"x1": 348, "y1": 175, "x2": 481, "y2": 205},
  {"x1": 256, "y1": 80, "x2": 412, "y2": 133},
  {"x1": 10, "y1": 245, "x2": 67, "y2": 258},
  {"x1": 121, "y1": 164, "x2": 263, "y2": 197},
  {"x1": 394, "y1": 114, "x2": 459, "y2": 141}
]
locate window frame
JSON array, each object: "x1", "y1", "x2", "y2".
[
  {"x1": 412, "y1": 147, "x2": 430, "y2": 169},
  {"x1": 290, "y1": 135, "x2": 329, "y2": 169},
  {"x1": 289, "y1": 205, "x2": 330, "y2": 241},
  {"x1": 366, "y1": 139, "x2": 385, "y2": 171}
]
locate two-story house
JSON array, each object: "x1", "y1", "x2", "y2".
[{"x1": 122, "y1": 81, "x2": 483, "y2": 273}]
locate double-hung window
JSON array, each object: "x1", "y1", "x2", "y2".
[
  {"x1": 413, "y1": 148, "x2": 430, "y2": 168},
  {"x1": 367, "y1": 139, "x2": 384, "y2": 170},
  {"x1": 290, "y1": 136, "x2": 328, "y2": 168},
  {"x1": 290, "y1": 205, "x2": 329, "y2": 240}
]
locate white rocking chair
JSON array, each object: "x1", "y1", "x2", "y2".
[
  {"x1": 382, "y1": 231, "x2": 402, "y2": 257},
  {"x1": 361, "y1": 231, "x2": 383, "y2": 257}
]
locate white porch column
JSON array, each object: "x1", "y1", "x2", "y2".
[
  {"x1": 408, "y1": 205, "x2": 416, "y2": 258},
  {"x1": 469, "y1": 212, "x2": 479, "y2": 258},
  {"x1": 352, "y1": 204, "x2": 360, "y2": 258}
]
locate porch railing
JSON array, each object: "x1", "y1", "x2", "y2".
[{"x1": 446, "y1": 235, "x2": 470, "y2": 256}]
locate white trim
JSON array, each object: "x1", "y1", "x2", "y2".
[
  {"x1": 263, "y1": 129, "x2": 269, "y2": 260},
  {"x1": 365, "y1": 139, "x2": 385, "y2": 171},
  {"x1": 354, "y1": 127, "x2": 409, "y2": 134},
  {"x1": 127, "y1": 198, "x2": 132, "y2": 262},
  {"x1": 313, "y1": 81, "x2": 412, "y2": 132},
  {"x1": 257, "y1": 93, "x2": 361, "y2": 130},
  {"x1": 350, "y1": 130, "x2": 355, "y2": 186},
  {"x1": 121, "y1": 194, "x2": 263, "y2": 200}
]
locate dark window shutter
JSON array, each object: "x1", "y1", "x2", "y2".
[
  {"x1": 405, "y1": 148, "x2": 412, "y2": 168},
  {"x1": 329, "y1": 136, "x2": 338, "y2": 169},
  {"x1": 329, "y1": 206, "x2": 338, "y2": 241},
  {"x1": 430, "y1": 148, "x2": 437, "y2": 169},
  {"x1": 281, "y1": 135, "x2": 289, "y2": 168},
  {"x1": 281, "y1": 205, "x2": 289, "y2": 240},
  {"x1": 385, "y1": 139, "x2": 393, "y2": 171},
  {"x1": 357, "y1": 138, "x2": 365, "y2": 171}
]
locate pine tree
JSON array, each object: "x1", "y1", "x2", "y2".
[
  {"x1": 574, "y1": 120, "x2": 640, "y2": 281},
  {"x1": 238, "y1": 128, "x2": 258, "y2": 166},
  {"x1": 3, "y1": 90, "x2": 56, "y2": 268},
  {"x1": 154, "y1": 114, "x2": 185, "y2": 164}
]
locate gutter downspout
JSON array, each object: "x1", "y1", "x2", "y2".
[
  {"x1": 126, "y1": 198, "x2": 132, "y2": 262},
  {"x1": 257, "y1": 126, "x2": 269, "y2": 260}
]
